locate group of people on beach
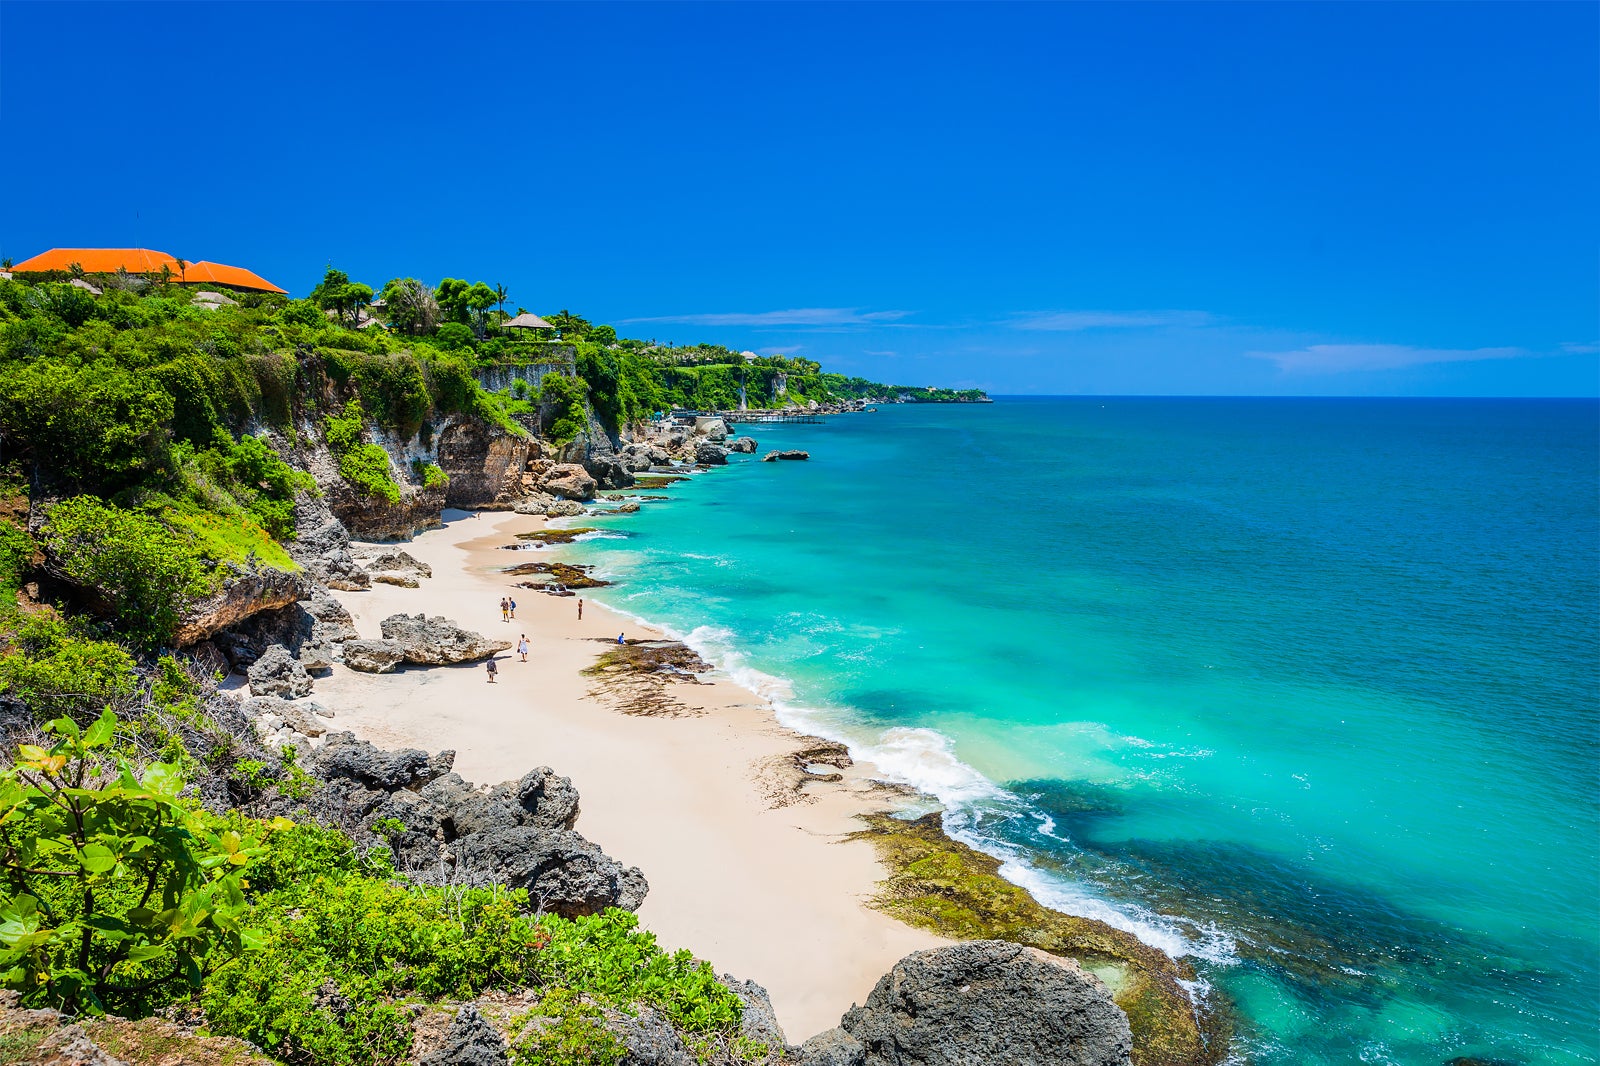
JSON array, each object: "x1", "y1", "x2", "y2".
[{"x1": 486, "y1": 595, "x2": 588, "y2": 682}]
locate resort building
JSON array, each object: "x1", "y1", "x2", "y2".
[{"x1": 8, "y1": 248, "x2": 286, "y2": 294}]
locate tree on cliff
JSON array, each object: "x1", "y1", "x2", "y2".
[
  {"x1": 379, "y1": 277, "x2": 440, "y2": 336},
  {"x1": 310, "y1": 268, "x2": 374, "y2": 329}
]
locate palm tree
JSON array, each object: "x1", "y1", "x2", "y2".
[
  {"x1": 494, "y1": 283, "x2": 509, "y2": 319},
  {"x1": 173, "y1": 258, "x2": 188, "y2": 284}
]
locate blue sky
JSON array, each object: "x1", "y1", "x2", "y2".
[{"x1": 2, "y1": 2, "x2": 1595, "y2": 395}]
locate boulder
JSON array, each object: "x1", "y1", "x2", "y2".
[
  {"x1": 298, "y1": 642, "x2": 336, "y2": 673},
  {"x1": 452, "y1": 826, "x2": 649, "y2": 917},
  {"x1": 247, "y1": 644, "x2": 313, "y2": 698},
  {"x1": 541, "y1": 464, "x2": 597, "y2": 501},
  {"x1": 695, "y1": 442, "x2": 730, "y2": 466},
  {"x1": 365, "y1": 549, "x2": 433, "y2": 580},
  {"x1": 341, "y1": 638, "x2": 406, "y2": 673},
  {"x1": 513, "y1": 493, "x2": 557, "y2": 516},
  {"x1": 813, "y1": 942, "x2": 1132, "y2": 1066},
  {"x1": 310, "y1": 733, "x2": 455, "y2": 792},
  {"x1": 729, "y1": 436, "x2": 759, "y2": 454},
  {"x1": 379, "y1": 614, "x2": 512, "y2": 665},
  {"x1": 762, "y1": 450, "x2": 810, "y2": 462},
  {"x1": 419, "y1": 1005, "x2": 508, "y2": 1066},
  {"x1": 618, "y1": 502, "x2": 641, "y2": 513},
  {"x1": 585, "y1": 455, "x2": 636, "y2": 490},
  {"x1": 545, "y1": 500, "x2": 586, "y2": 517}
]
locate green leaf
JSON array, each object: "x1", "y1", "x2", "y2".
[
  {"x1": 80, "y1": 843, "x2": 117, "y2": 873},
  {"x1": 83, "y1": 708, "x2": 115, "y2": 748},
  {"x1": 45, "y1": 716, "x2": 79, "y2": 740},
  {"x1": 140, "y1": 762, "x2": 184, "y2": 798}
]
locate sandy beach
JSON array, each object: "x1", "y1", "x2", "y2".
[{"x1": 307, "y1": 508, "x2": 946, "y2": 1041}]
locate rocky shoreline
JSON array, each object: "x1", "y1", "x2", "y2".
[{"x1": 7, "y1": 406, "x2": 1217, "y2": 1066}]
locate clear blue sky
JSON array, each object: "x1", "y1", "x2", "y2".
[{"x1": 2, "y1": 2, "x2": 1595, "y2": 395}]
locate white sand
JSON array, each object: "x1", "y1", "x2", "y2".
[{"x1": 307, "y1": 509, "x2": 946, "y2": 1041}]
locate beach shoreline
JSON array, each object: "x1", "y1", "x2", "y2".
[{"x1": 306, "y1": 507, "x2": 950, "y2": 1041}]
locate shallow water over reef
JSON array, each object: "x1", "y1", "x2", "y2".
[{"x1": 567, "y1": 398, "x2": 1600, "y2": 1064}]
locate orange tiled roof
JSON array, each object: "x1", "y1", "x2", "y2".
[
  {"x1": 180, "y1": 260, "x2": 287, "y2": 295},
  {"x1": 9, "y1": 248, "x2": 181, "y2": 275}
]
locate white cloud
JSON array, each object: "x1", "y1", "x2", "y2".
[
  {"x1": 1008, "y1": 310, "x2": 1215, "y2": 331},
  {"x1": 620, "y1": 308, "x2": 914, "y2": 327},
  {"x1": 1247, "y1": 343, "x2": 1526, "y2": 374},
  {"x1": 1560, "y1": 341, "x2": 1600, "y2": 355}
]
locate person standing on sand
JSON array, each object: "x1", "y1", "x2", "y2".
[
  {"x1": 500, "y1": 597, "x2": 509, "y2": 622},
  {"x1": 578, "y1": 598, "x2": 583, "y2": 621},
  {"x1": 486, "y1": 657, "x2": 498, "y2": 683},
  {"x1": 518, "y1": 635, "x2": 529, "y2": 662},
  {"x1": 509, "y1": 596, "x2": 517, "y2": 619}
]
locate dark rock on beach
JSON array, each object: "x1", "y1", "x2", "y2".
[
  {"x1": 303, "y1": 734, "x2": 647, "y2": 919},
  {"x1": 219, "y1": 589, "x2": 358, "y2": 669},
  {"x1": 246, "y1": 644, "x2": 313, "y2": 699},
  {"x1": 288, "y1": 492, "x2": 369, "y2": 591},
  {"x1": 802, "y1": 941, "x2": 1133, "y2": 1066}
]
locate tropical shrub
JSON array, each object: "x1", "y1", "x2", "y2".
[
  {"x1": 40, "y1": 497, "x2": 208, "y2": 647},
  {"x1": 0, "y1": 709, "x2": 272, "y2": 1015}
]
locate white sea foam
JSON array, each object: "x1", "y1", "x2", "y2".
[
  {"x1": 575, "y1": 571, "x2": 1242, "y2": 975},
  {"x1": 573, "y1": 531, "x2": 628, "y2": 542}
]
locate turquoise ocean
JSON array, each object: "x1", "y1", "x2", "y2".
[{"x1": 557, "y1": 398, "x2": 1599, "y2": 1064}]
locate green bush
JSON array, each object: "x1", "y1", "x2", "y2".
[
  {"x1": 0, "y1": 614, "x2": 138, "y2": 722},
  {"x1": 541, "y1": 373, "x2": 589, "y2": 445},
  {"x1": 338, "y1": 445, "x2": 401, "y2": 505},
  {"x1": 0, "y1": 709, "x2": 272, "y2": 1015},
  {"x1": 0, "y1": 520, "x2": 32, "y2": 598},
  {"x1": 410, "y1": 460, "x2": 449, "y2": 490},
  {"x1": 40, "y1": 497, "x2": 208, "y2": 647},
  {"x1": 508, "y1": 989, "x2": 623, "y2": 1066}
]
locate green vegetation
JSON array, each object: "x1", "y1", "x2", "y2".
[
  {"x1": 0, "y1": 709, "x2": 266, "y2": 1015},
  {"x1": 854, "y1": 812, "x2": 1225, "y2": 1066}
]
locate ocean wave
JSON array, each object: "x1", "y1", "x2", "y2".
[
  {"x1": 574, "y1": 576, "x2": 1242, "y2": 973},
  {"x1": 573, "y1": 531, "x2": 629, "y2": 542}
]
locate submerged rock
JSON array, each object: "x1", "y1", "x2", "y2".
[
  {"x1": 379, "y1": 613, "x2": 512, "y2": 664},
  {"x1": 762, "y1": 450, "x2": 810, "y2": 462}
]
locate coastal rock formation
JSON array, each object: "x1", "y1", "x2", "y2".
[
  {"x1": 217, "y1": 589, "x2": 359, "y2": 669},
  {"x1": 379, "y1": 613, "x2": 512, "y2": 665},
  {"x1": 695, "y1": 442, "x2": 730, "y2": 465},
  {"x1": 585, "y1": 454, "x2": 636, "y2": 490},
  {"x1": 364, "y1": 549, "x2": 433, "y2": 587},
  {"x1": 304, "y1": 734, "x2": 647, "y2": 918},
  {"x1": 247, "y1": 644, "x2": 313, "y2": 699},
  {"x1": 695, "y1": 417, "x2": 729, "y2": 441},
  {"x1": 602, "y1": 1004, "x2": 695, "y2": 1066},
  {"x1": 512, "y1": 492, "x2": 557, "y2": 515},
  {"x1": 243, "y1": 694, "x2": 332, "y2": 752},
  {"x1": 720, "y1": 975, "x2": 788, "y2": 1048},
  {"x1": 763, "y1": 450, "x2": 810, "y2": 462},
  {"x1": 341, "y1": 638, "x2": 406, "y2": 673},
  {"x1": 418, "y1": 1005, "x2": 508, "y2": 1066},
  {"x1": 729, "y1": 436, "x2": 759, "y2": 454},
  {"x1": 170, "y1": 562, "x2": 305, "y2": 647},
  {"x1": 288, "y1": 493, "x2": 369, "y2": 591},
  {"x1": 434, "y1": 417, "x2": 537, "y2": 509},
  {"x1": 803, "y1": 942, "x2": 1132, "y2": 1066},
  {"x1": 540, "y1": 464, "x2": 597, "y2": 501}
]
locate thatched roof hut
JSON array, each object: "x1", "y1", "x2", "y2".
[{"x1": 503, "y1": 312, "x2": 555, "y2": 331}]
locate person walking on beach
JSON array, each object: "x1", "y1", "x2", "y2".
[
  {"x1": 577, "y1": 598, "x2": 583, "y2": 621},
  {"x1": 518, "y1": 635, "x2": 529, "y2": 662},
  {"x1": 500, "y1": 597, "x2": 509, "y2": 622},
  {"x1": 486, "y1": 656, "x2": 498, "y2": 683},
  {"x1": 509, "y1": 596, "x2": 517, "y2": 620}
]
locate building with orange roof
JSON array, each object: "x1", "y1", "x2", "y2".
[
  {"x1": 8, "y1": 248, "x2": 287, "y2": 294},
  {"x1": 9, "y1": 248, "x2": 182, "y2": 276},
  {"x1": 178, "y1": 261, "x2": 287, "y2": 295}
]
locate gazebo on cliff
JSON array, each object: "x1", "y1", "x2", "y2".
[{"x1": 501, "y1": 312, "x2": 555, "y2": 339}]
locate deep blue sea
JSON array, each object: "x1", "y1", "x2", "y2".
[{"x1": 560, "y1": 397, "x2": 1600, "y2": 1064}]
